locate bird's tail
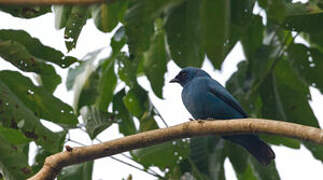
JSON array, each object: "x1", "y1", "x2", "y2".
[{"x1": 223, "y1": 135, "x2": 275, "y2": 166}]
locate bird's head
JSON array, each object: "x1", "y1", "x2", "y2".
[{"x1": 170, "y1": 67, "x2": 211, "y2": 86}]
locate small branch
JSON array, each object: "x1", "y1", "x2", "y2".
[
  {"x1": 0, "y1": 0, "x2": 108, "y2": 5},
  {"x1": 28, "y1": 119, "x2": 323, "y2": 180},
  {"x1": 109, "y1": 156, "x2": 164, "y2": 179}
]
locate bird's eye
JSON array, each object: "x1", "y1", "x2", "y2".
[{"x1": 181, "y1": 71, "x2": 187, "y2": 76}]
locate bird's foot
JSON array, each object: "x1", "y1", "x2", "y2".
[{"x1": 189, "y1": 118, "x2": 196, "y2": 121}]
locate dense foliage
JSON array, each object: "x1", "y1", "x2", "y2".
[{"x1": 0, "y1": 0, "x2": 323, "y2": 179}]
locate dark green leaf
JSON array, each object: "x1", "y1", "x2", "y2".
[
  {"x1": 53, "y1": 5, "x2": 72, "y2": 30},
  {"x1": 64, "y1": 6, "x2": 89, "y2": 51},
  {"x1": 0, "y1": 70, "x2": 77, "y2": 127},
  {"x1": 0, "y1": 125, "x2": 30, "y2": 145},
  {"x1": 0, "y1": 136, "x2": 32, "y2": 180},
  {"x1": 91, "y1": 1, "x2": 128, "y2": 32},
  {"x1": 0, "y1": 5, "x2": 50, "y2": 19},
  {"x1": 0, "y1": 30, "x2": 78, "y2": 68},
  {"x1": 0, "y1": 40, "x2": 61, "y2": 92},
  {"x1": 226, "y1": 142, "x2": 257, "y2": 180},
  {"x1": 165, "y1": 0, "x2": 204, "y2": 68},
  {"x1": 113, "y1": 89, "x2": 137, "y2": 136},
  {"x1": 288, "y1": 43, "x2": 323, "y2": 94},
  {"x1": 95, "y1": 58, "x2": 117, "y2": 112},
  {"x1": 249, "y1": 158, "x2": 280, "y2": 180},
  {"x1": 58, "y1": 161, "x2": 93, "y2": 180},
  {"x1": 131, "y1": 140, "x2": 189, "y2": 170},
  {"x1": 201, "y1": 0, "x2": 230, "y2": 69},
  {"x1": 189, "y1": 136, "x2": 226, "y2": 179},
  {"x1": 241, "y1": 15, "x2": 264, "y2": 60},
  {"x1": 0, "y1": 71, "x2": 67, "y2": 152},
  {"x1": 283, "y1": 12, "x2": 323, "y2": 33},
  {"x1": 143, "y1": 23, "x2": 168, "y2": 98},
  {"x1": 125, "y1": 0, "x2": 183, "y2": 57}
]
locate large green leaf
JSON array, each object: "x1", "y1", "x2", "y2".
[
  {"x1": 0, "y1": 30, "x2": 78, "y2": 68},
  {"x1": 95, "y1": 58, "x2": 117, "y2": 112},
  {"x1": 226, "y1": 142, "x2": 257, "y2": 180},
  {"x1": 241, "y1": 15, "x2": 264, "y2": 60},
  {"x1": 64, "y1": 6, "x2": 89, "y2": 51},
  {"x1": 131, "y1": 140, "x2": 189, "y2": 170},
  {"x1": 0, "y1": 71, "x2": 67, "y2": 152},
  {"x1": 189, "y1": 136, "x2": 226, "y2": 179},
  {"x1": 0, "y1": 40, "x2": 61, "y2": 93},
  {"x1": 0, "y1": 71, "x2": 77, "y2": 127},
  {"x1": 0, "y1": 5, "x2": 51, "y2": 19},
  {"x1": 53, "y1": 5, "x2": 72, "y2": 30},
  {"x1": 0, "y1": 136, "x2": 31, "y2": 180},
  {"x1": 143, "y1": 22, "x2": 168, "y2": 98},
  {"x1": 201, "y1": 0, "x2": 230, "y2": 69},
  {"x1": 112, "y1": 89, "x2": 137, "y2": 136},
  {"x1": 165, "y1": 0, "x2": 204, "y2": 68},
  {"x1": 124, "y1": 0, "x2": 183, "y2": 57},
  {"x1": 123, "y1": 85, "x2": 159, "y2": 131},
  {"x1": 288, "y1": 43, "x2": 323, "y2": 94},
  {"x1": 91, "y1": 1, "x2": 128, "y2": 32},
  {"x1": 58, "y1": 161, "x2": 93, "y2": 180}
]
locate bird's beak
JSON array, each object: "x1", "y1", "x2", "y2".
[{"x1": 169, "y1": 78, "x2": 179, "y2": 83}]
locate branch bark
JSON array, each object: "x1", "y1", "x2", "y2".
[
  {"x1": 0, "y1": 0, "x2": 106, "y2": 5},
  {"x1": 28, "y1": 119, "x2": 323, "y2": 180}
]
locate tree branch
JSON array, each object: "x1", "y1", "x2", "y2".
[
  {"x1": 28, "y1": 119, "x2": 323, "y2": 180},
  {"x1": 0, "y1": 0, "x2": 106, "y2": 5}
]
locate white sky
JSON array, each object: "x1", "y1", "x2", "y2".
[{"x1": 0, "y1": 6, "x2": 322, "y2": 180}]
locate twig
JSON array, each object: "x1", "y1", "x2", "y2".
[
  {"x1": 28, "y1": 119, "x2": 323, "y2": 180},
  {"x1": 109, "y1": 156, "x2": 165, "y2": 179}
]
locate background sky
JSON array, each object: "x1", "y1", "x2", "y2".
[{"x1": 0, "y1": 4, "x2": 322, "y2": 179}]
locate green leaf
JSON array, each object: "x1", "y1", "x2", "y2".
[
  {"x1": 226, "y1": 142, "x2": 257, "y2": 180},
  {"x1": 283, "y1": 12, "x2": 323, "y2": 33},
  {"x1": 201, "y1": 0, "x2": 230, "y2": 69},
  {"x1": 143, "y1": 23, "x2": 168, "y2": 98},
  {"x1": 58, "y1": 161, "x2": 93, "y2": 180},
  {"x1": 125, "y1": 0, "x2": 183, "y2": 57},
  {"x1": 91, "y1": 1, "x2": 128, "y2": 32},
  {"x1": 0, "y1": 125, "x2": 30, "y2": 145},
  {"x1": 0, "y1": 5, "x2": 51, "y2": 19},
  {"x1": 0, "y1": 136, "x2": 32, "y2": 180},
  {"x1": 288, "y1": 43, "x2": 323, "y2": 94},
  {"x1": 113, "y1": 89, "x2": 137, "y2": 136},
  {"x1": 0, "y1": 70, "x2": 77, "y2": 127},
  {"x1": 123, "y1": 86, "x2": 149, "y2": 118},
  {"x1": 64, "y1": 6, "x2": 89, "y2": 51},
  {"x1": 165, "y1": 0, "x2": 204, "y2": 68},
  {"x1": 0, "y1": 30, "x2": 78, "y2": 68},
  {"x1": 131, "y1": 140, "x2": 189, "y2": 170},
  {"x1": 111, "y1": 26, "x2": 127, "y2": 56},
  {"x1": 0, "y1": 71, "x2": 67, "y2": 152},
  {"x1": 249, "y1": 158, "x2": 280, "y2": 180},
  {"x1": 116, "y1": 53, "x2": 138, "y2": 87},
  {"x1": 189, "y1": 136, "x2": 226, "y2": 179},
  {"x1": 95, "y1": 58, "x2": 117, "y2": 112},
  {"x1": 80, "y1": 106, "x2": 114, "y2": 139},
  {"x1": 241, "y1": 15, "x2": 264, "y2": 60},
  {"x1": 0, "y1": 40, "x2": 61, "y2": 93},
  {"x1": 53, "y1": 5, "x2": 72, "y2": 30}
]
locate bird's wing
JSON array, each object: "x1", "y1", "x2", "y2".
[{"x1": 208, "y1": 79, "x2": 248, "y2": 118}]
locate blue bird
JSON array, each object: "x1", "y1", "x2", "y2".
[{"x1": 170, "y1": 67, "x2": 275, "y2": 166}]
